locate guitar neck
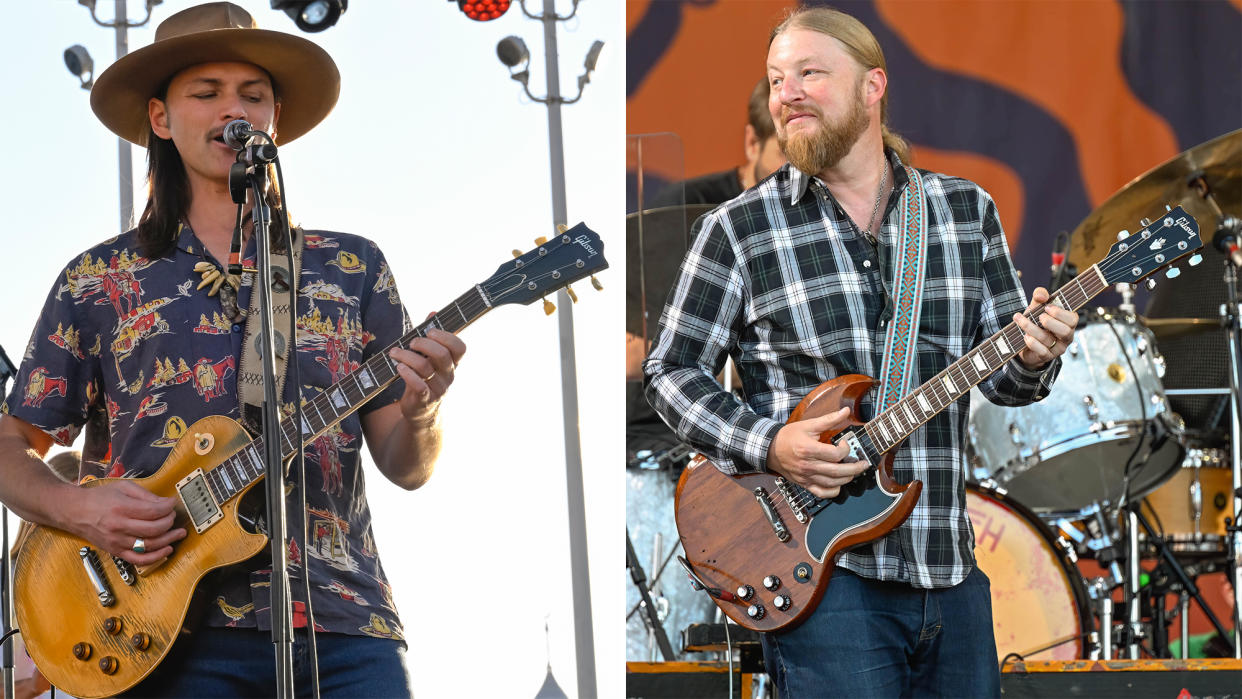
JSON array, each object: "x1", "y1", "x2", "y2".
[
  {"x1": 200, "y1": 285, "x2": 494, "y2": 505},
  {"x1": 857, "y1": 264, "x2": 1107, "y2": 461}
]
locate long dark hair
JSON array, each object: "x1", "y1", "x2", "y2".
[{"x1": 135, "y1": 84, "x2": 288, "y2": 258}]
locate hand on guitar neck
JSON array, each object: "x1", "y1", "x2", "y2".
[
  {"x1": 765, "y1": 406, "x2": 869, "y2": 499},
  {"x1": 1012, "y1": 286, "x2": 1079, "y2": 369}
]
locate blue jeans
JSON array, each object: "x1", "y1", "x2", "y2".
[
  {"x1": 760, "y1": 567, "x2": 999, "y2": 698},
  {"x1": 122, "y1": 626, "x2": 411, "y2": 698}
]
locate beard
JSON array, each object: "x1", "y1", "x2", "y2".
[{"x1": 778, "y1": 86, "x2": 870, "y2": 176}]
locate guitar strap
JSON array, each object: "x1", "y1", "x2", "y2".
[
  {"x1": 877, "y1": 166, "x2": 928, "y2": 411},
  {"x1": 238, "y1": 226, "x2": 303, "y2": 434}
]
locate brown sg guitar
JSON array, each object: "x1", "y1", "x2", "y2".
[
  {"x1": 13, "y1": 227, "x2": 607, "y2": 698},
  {"x1": 674, "y1": 208, "x2": 1202, "y2": 633}
]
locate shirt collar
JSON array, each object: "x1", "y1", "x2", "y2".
[{"x1": 787, "y1": 147, "x2": 910, "y2": 206}]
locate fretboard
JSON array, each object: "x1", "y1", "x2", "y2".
[
  {"x1": 854, "y1": 263, "x2": 1107, "y2": 463},
  {"x1": 198, "y1": 285, "x2": 494, "y2": 506}
]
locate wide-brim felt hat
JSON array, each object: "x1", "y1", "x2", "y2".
[{"x1": 91, "y1": 2, "x2": 340, "y2": 146}]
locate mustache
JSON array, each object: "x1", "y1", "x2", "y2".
[{"x1": 780, "y1": 103, "x2": 823, "y2": 126}]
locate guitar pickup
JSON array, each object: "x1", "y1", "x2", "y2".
[
  {"x1": 754, "y1": 487, "x2": 791, "y2": 542},
  {"x1": 176, "y1": 468, "x2": 222, "y2": 533}
]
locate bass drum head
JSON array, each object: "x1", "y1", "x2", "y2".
[{"x1": 967, "y1": 485, "x2": 1091, "y2": 662}]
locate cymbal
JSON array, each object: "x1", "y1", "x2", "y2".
[
  {"x1": 1070, "y1": 129, "x2": 1241, "y2": 270},
  {"x1": 1140, "y1": 316, "x2": 1221, "y2": 340}
]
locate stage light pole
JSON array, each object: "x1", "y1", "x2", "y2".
[
  {"x1": 497, "y1": 2, "x2": 602, "y2": 695},
  {"x1": 73, "y1": 0, "x2": 162, "y2": 234}
]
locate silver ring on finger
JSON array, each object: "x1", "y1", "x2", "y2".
[{"x1": 132, "y1": 538, "x2": 146, "y2": 554}]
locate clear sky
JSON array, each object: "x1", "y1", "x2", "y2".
[{"x1": 0, "y1": 1, "x2": 622, "y2": 696}]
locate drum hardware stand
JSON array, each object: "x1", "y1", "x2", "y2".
[
  {"x1": 1088, "y1": 577, "x2": 1115, "y2": 659},
  {"x1": 1126, "y1": 506, "x2": 1237, "y2": 657},
  {"x1": 626, "y1": 528, "x2": 676, "y2": 661}
]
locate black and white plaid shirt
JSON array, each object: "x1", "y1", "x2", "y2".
[{"x1": 644, "y1": 152, "x2": 1058, "y2": 588}]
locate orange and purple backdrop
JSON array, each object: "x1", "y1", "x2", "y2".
[
  {"x1": 627, "y1": 0, "x2": 1242, "y2": 643},
  {"x1": 627, "y1": 0, "x2": 1242, "y2": 291}
]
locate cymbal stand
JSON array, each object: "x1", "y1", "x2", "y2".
[
  {"x1": 1220, "y1": 257, "x2": 1242, "y2": 659},
  {"x1": 1194, "y1": 175, "x2": 1242, "y2": 658},
  {"x1": 626, "y1": 529, "x2": 676, "y2": 661}
]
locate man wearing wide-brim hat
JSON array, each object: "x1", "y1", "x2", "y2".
[{"x1": 0, "y1": 3, "x2": 462, "y2": 697}]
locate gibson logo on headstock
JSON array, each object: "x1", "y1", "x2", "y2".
[{"x1": 574, "y1": 234, "x2": 599, "y2": 257}]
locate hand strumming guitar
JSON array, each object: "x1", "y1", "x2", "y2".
[{"x1": 765, "y1": 406, "x2": 869, "y2": 499}]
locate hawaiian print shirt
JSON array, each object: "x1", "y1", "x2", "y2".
[{"x1": 4, "y1": 224, "x2": 412, "y2": 640}]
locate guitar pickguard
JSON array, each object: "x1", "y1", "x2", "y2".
[{"x1": 804, "y1": 472, "x2": 901, "y2": 562}]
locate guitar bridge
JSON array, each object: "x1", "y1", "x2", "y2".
[
  {"x1": 754, "y1": 487, "x2": 791, "y2": 542},
  {"x1": 774, "y1": 477, "x2": 808, "y2": 523},
  {"x1": 79, "y1": 547, "x2": 115, "y2": 607},
  {"x1": 176, "y1": 468, "x2": 222, "y2": 533}
]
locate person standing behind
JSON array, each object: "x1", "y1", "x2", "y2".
[{"x1": 645, "y1": 7, "x2": 1078, "y2": 697}]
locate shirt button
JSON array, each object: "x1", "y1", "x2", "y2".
[
  {"x1": 863, "y1": 260, "x2": 872, "y2": 268},
  {"x1": 232, "y1": 324, "x2": 243, "y2": 333}
]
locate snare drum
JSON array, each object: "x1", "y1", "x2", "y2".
[
  {"x1": 1140, "y1": 448, "x2": 1236, "y2": 556},
  {"x1": 968, "y1": 485, "x2": 1092, "y2": 661},
  {"x1": 968, "y1": 311, "x2": 1183, "y2": 512}
]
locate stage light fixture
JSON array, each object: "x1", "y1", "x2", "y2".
[
  {"x1": 271, "y1": 0, "x2": 346, "y2": 32},
  {"x1": 451, "y1": 0, "x2": 512, "y2": 22},
  {"x1": 496, "y1": 35, "x2": 530, "y2": 87},
  {"x1": 497, "y1": 35, "x2": 529, "y2": 68},
  {"x1": 64, "y1": 44, "x2": 94, "y2": 89}
]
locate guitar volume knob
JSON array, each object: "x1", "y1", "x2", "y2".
[
  {"x1": 131, "y1": 632, "x2": 151, "y2": 651},
  {"x1": 98, "y1": 656, "x2": 118, "y2": 675},
  {"x1": 763, "y1": 575, "x2": 781, "y2": 591},
  {"x1": 736, "y1": 584, "x2": 754, "y2": 601},
  {"x1": 73, "y1": 642, "x2": 92, "y2": 661},
  {"x1": 104, "y1": 617, "x2": 123, "y2": 635},
  {"x1": 746, "y1": 604, "x2": 766, "y2": 620},
  {"x1": 773, "y1": 594, "x2": 791, "y2": 611}
]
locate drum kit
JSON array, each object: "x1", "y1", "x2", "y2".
[
  {"x1": 970, "y1": 128, "x2": 1242, "y2": 663},
  {"x1": 625, "y1": 130, "x2": 1242, "y2": 664}
]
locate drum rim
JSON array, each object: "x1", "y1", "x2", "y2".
[{"x1": 967, "y1": 482, "x2": 1093, "y2": 659}]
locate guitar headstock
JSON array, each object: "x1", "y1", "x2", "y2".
[
  {"x1": 1096, "y1": 206, "x2": 1202, "y2": 287},
  {"x1": 481, "y1": 223, "x2": 608, "y2": 307}
]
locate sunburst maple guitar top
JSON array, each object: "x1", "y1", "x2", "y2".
[{"x1": 13, "y1": 225, "x2": 607, "y2": 698}]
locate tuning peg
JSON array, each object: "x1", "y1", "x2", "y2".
[
  {"x1": 1116, "y1": 229, "x2": 1130, "y2": 241},
  {"x1": 1145, "y1": 278, "x2": 1158, "y2": 291},
  {"x1": 543, "y1": 297, "x2": 555, "y2": 315},
  {"x1": 566, "y1": 285, "x2": 579, "y2": 303},
  {"x1": 1188, "y1": 253, "x2": 1203, "y2": 267},
  {"x1": 535, "y1": 236, "x2": 548, "y2": 246},
  {"x1": 1139, "y1": 218, "x2": 1152, "y2": 228},
  {"x1": 1166, "y1": 267, "x2": 1181, "y2": 279},
  {"x1": 1165, "y1": 204, "x2": 1173, "y2": 212},
  {"x1": 512, "y1": 249, "x2": 523, "y2": 258},
  {"x1": 556, "y1": 224, "x2": 569, "y2": 234},
  {"x1": 591, "y1": 275, "x2": 603, "y2": 291}
]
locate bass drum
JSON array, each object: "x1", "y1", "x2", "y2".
[{"x1": 968, "y1": 485, "x2": 1092, "y2": 662}]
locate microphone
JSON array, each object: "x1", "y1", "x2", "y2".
[
  {"x1": 1213, "y1": 215, "x2": 1242, "y2": 268},
  {"x1": 222, "y1": 119, "x2": 253, "y2": 150}
]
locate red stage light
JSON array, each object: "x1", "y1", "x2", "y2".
[{"x1": 452, "y1": 0, "x2": 511, "y2": 21}]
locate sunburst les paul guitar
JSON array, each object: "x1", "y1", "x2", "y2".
[
  {"x1": 674, "y1": 208, "x2": 1202, "y2": 633},
  {"x1": 14, "y1": 224, "x2": 607, "y2": 698}
]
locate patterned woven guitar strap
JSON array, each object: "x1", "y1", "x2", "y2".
[
  {"x1": 238, "y1": 227, "x2": 303, "y2": 434},
  {"x1": 877, "y1": 166, "x2": 928, "y2": 411}
]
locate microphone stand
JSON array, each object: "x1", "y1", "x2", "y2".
[
  {"x1": 229, "y1": 143, "x2": 296, "y2": 696},
  {"x1": 1, "y1": 344, "x2": 18, "y2": 699}
]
